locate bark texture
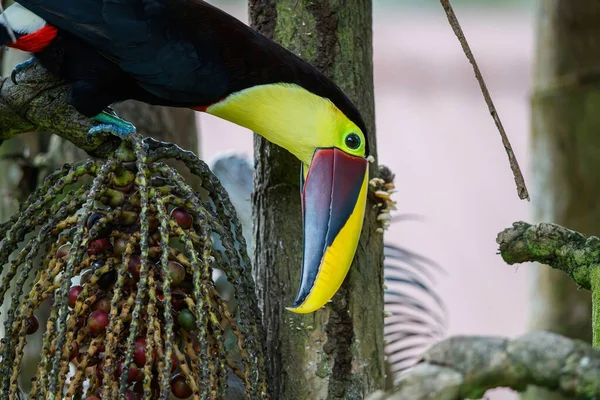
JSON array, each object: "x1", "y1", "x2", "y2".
[
  {"x1": 497, "y1": 221, "x2": 600, "y2": 350},
  {"x1": 249, "y1": 1, "x2": 384, "y2": 399},
  {"x1": 0, "y1": 62, "x2": 121, "y2": 157},
  {"x1": 497, "y1": 221, "x2": 600, "y2": 291},
  {"x1": 529, "y1": 3, "x2": 600, "y2": 397}
]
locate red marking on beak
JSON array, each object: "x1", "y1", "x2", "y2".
[
  {"x1": 192, "y1": 104, "x2": 210, "y2": 112},
  {"x1": 192, "y1": 96, "x2": 226, "y2": 113}
]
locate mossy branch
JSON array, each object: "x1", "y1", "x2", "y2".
[
  {"x1": 497, "y1": 222, "x2": 600, "y2": 346},
  {"x1": 0, "y1": 62, "x2": 121, "y2": 157},
  {"x1": 496, "y1": 222, "x2": 600, "y2": 348},
  {"x1": 496, "y1": 221, "x2": 600, "y2": 290},
  {"x1": 367, "y1": 331, "x2": 600, "y2": 400}
]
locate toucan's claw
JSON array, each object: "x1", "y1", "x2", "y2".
[
  {"x1": 89, "y1": 111, "x2": 136, "y2": 137},
  {"x1": 88, "y1": 123, "x2": 136, "y2": 137},
  {"x1": 11, "y1": 57, "x2": 36, "y2": 85}
]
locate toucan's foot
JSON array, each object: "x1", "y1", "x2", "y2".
[
  {"x1": 11, "y1": 57, "x2": 36, "y2": 85},
  {"x1": 89, "y1": 111, "x2": 136, "y2": 137}
]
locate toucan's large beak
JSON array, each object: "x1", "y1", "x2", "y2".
[{"x1": 287, "y1": 148, "x2": 369, "y2": 314}]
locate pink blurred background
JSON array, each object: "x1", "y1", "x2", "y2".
[{"x1": 201, "y1": 2, "x2": 535, "y2": 399}]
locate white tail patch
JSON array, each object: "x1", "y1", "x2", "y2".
[
  {"x1": 0, "y1": 2, "x2": 16, "y2": 42},
  {"x1": 1, "y1": 3, "x2": 46, "y2": 35}
]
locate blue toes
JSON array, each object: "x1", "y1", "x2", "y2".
[
  {"x1": 89, "y1": 111, "x2": 136, "y2": 137},
  {"x1": 11, "y1": 57, "x2": 36, "y2": 84},
  {"x1": 88, "y1": 122, "x2": 136, "y2": 137}
]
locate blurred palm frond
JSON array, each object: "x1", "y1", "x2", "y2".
[{"x1": 383, "y1": 231, "x2": 446, "y2": 379}]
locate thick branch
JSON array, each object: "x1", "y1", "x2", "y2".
[
  {"x1": 497, "y1": 221, "x2": 600, "y2": 290},
  {"x1": 0, "y1": 62, "x2": 120, "y2": 157},
  {"x1": 367, "y1": 331, "x2": 600, "y2": 400}
]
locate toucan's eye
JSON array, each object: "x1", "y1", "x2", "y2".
[{"x1": 345, "y1": 133, "x2": 361, "y2": 150}]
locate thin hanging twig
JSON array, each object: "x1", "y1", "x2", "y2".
[{"x1": 439, "y1": 0, "x2": 530, "y2": 201}]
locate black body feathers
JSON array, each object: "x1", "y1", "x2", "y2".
[{"x1": 15, "y1": 0, "x2": 368, "y2": 140}]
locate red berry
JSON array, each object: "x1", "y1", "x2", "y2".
[
  {"x1": 170, "y1": 207, "x2": 193, "y2": 230},
  {"x1": 128, "y1": 255, "x2": 142, "y2": 278},
  {"x1": 87, "y1": 310, "x2": 109, "y2": 334},
  {"x1": 133, "y1": 339, "x2": 146, "y2": 367},
  {"x1": 170, "y1": 373, "x2": 192, "y2": 398},
  {"x1": 133, "y1": 338, "x2": 156, "y2": 367},
  {"x1": 25, "y1": 315, "x2": 39, "y2": 335},
  {"x1": 168, "y1": 261, "x2": 186, "y2": 286},
  {"x1": 68, "y1": 285, "x2": 83, "y2": 308},
  {"x1": 124, "y1": 390, "x2": 137, "y2": 400},
  {"x1": 56, "y1": 243, "x2": 71, "y2": 259},
  {"x1": 87, "y1": 238, "x2": 113, "y2": 256}
]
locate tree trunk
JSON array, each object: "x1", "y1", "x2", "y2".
[
  {"x1": 527, "y1": 1, "x2": 600, "y2": 398},
  {"x1": 249, "y1": 1, "x2": 384, "y2": 399}
]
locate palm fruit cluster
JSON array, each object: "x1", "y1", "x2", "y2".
[{"x1": 0, "y1": 137, "x2": 267, "y2": 399}]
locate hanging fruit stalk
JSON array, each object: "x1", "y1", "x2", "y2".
[{"x1": 0, "y1": 136, "x2": 267, "y2": 399}]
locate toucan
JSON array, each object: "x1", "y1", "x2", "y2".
[{"x1": 0, "y1": 0, "x2": 370, "y2": 314}]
